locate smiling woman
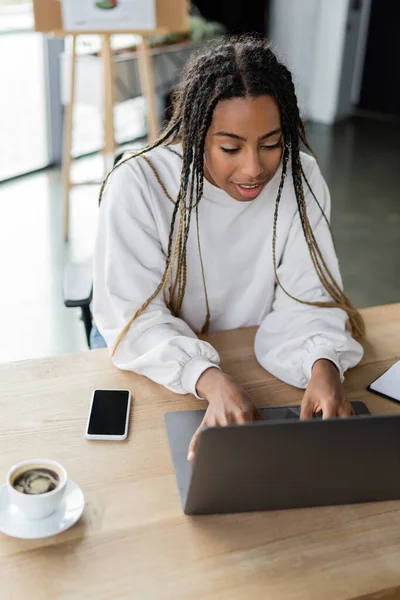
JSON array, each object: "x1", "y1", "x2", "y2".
[{"x1": 93, "y1": 34, "x2": 365, "y2": 457}]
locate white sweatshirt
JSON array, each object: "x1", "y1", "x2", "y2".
[{"x1": 93, "y1": 144, "x2": 363, "y2": 396}]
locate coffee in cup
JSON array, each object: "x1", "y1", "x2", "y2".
[
  {"x1": 11, "y1": 466, "x2": 60, "y2": 495},
  {"x1": 7, "y1": 459, "x2": 67, "y2": 519}
]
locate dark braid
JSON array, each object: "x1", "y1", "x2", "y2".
[{"x1": 104, "y1": 34, "x2": 364, "y2": 355}]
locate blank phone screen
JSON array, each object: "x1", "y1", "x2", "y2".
[{"x1": 87, "y1": 390, "x2": 130, "y2": 435}]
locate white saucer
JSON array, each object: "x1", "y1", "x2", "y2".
[{"x1": 0, "y1": 480, "x2": 85, "y2": 539}]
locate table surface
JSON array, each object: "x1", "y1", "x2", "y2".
[{"x1": 1, "y1": 304, "x2": 400, "y2": 600}]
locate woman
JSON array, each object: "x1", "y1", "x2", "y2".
[{"x1": 93, "y1": 35, "x2": 364, "y2": 460}]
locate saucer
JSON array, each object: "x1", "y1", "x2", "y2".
[{"x1": 0, "y1": 480, "x2": 85, "y2": 539}]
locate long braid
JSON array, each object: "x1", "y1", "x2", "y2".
[
  {"x1": 172, "y1": 71, "x2": 234, "y2": 313},
  {"x1": 109, "y1": 34, "x2": 364, "y2": 356},
  {"x1": 176, "y1": 93, "x2": 223, "y2": 317},
  {"x1": 98, "y1": 118, "x2": 181, "y2": 207},
  {"x1": 261, "y1": 53, "x2": 365, "y2": 338}
]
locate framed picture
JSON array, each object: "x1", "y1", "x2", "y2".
[{"x1": 60, "y1": 0, "x2": 156, "y2": 31}]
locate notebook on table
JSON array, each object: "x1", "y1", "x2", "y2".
[{"x1": 368, "y1": 360, "x2": 400, "y2": 403}]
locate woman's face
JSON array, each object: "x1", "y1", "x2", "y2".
[{"x1": 204, "y1": 95, "x2": 283, "y2": 201}]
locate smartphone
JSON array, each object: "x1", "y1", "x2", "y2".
[{"x1": 85, "y1": 389, "x2": 131, "y2": 440}]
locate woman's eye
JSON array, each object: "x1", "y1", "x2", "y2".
[
  {"x1": 221, "y1": 142, "x2": 282, "y2": 154},
  {"x1": 261, "y1": 142, "x2": 282, "y2": 150},
  {"x1": 221, "y1": 147, "x2": 239, "y2": 154}
]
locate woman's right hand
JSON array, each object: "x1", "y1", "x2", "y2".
[{"x1": 187, "y1": 368, "x2": 263, "y2": 461}]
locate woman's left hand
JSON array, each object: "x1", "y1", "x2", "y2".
[{"x1": 300, "y1": 359, "x2": 352, "y2": 419}]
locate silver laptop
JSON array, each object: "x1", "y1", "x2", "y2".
[{"x1": 164, "y1": 401, "x2": 400, "y2": 515}]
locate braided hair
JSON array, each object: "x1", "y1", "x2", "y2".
[{"x1": 98, "y1": 34, "x2": 365, "y2": 356}]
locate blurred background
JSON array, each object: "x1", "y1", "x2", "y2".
[{"x1": 0, "y1": 0, "x2": 399, "y2": 363}]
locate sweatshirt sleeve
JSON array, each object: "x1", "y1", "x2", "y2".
[
  {"x1": 254, "y1": 159, "x2": 364, "y2": 389},
  {"x1": 93, "y1": 160, "x2": 220, "y2": 396}
]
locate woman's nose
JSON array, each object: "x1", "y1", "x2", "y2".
[{"x1": 241, "y1": 150, "x2": 264, "y2": 180}]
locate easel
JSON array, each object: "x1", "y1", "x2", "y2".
[
  {"x1": 32, "y1": 0, "x2": 188, "y2": 240},
  {"x1": 62, "y1": 32, "x2": 160, "y2": 240}
]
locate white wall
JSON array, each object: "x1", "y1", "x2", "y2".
[
  {"x1": 268, "y1": 0, "x2": 371, "y2": 124},
  {"x1": 308, "y1": 0, "x2": 350, "y2": 123},
  {"x1": 268, "y1": 0, "x2": 320, "y2": 118}
]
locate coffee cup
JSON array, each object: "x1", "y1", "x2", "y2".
[{"x1": 7, "y1": 459, "x2": 68, "y2": 520}]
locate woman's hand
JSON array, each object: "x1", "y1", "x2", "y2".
[
  {"x1": 187, "y1": 368, "x2": 263, "y2": 461},
  {"x1": 300, "y1": 359, "x2": 352, "y2": 419}
]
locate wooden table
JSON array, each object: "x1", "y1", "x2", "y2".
[{"x1": 1, "y1": 304, "x2": 400, "y2": 600}]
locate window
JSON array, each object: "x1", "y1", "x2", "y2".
[{"x1": 0, "y1": 1, "x2": 50, "y2": 180}]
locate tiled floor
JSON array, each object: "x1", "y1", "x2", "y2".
[{"x1": 0, "y1": 116, "x2": 399, "y2": 363}]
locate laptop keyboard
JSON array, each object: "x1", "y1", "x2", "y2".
[{"x1": 260, "y1": 406, "x2": 324, "y2": 420}]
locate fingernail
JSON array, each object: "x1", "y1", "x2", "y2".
[{"x1": 187, "y1": 451, "x2": 195, "y2": 461}]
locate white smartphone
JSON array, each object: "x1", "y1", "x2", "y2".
[{"x1": 85, "y1": 389, "x2": 131, "y2": 440}]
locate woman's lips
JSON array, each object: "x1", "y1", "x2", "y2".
[{"x1": 233, "y1": 182, "x2": 266, "y2": 199}]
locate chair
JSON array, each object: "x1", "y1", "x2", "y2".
[
  {"x1": 63, "y1": 151, "x2": 126, "y2": 348},
  {"x1": 63, "y1": 257, "x2": 93, "y2": 346}
]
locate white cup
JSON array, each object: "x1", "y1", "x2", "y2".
[{"x1": 7, "y1": 459, "x2": 68, "y2": 520}]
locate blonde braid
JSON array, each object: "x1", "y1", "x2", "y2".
[
  {"x1": 111, "y1": 189, "x2": 185, "y2": 357},
  {"x1": 272, "y1": 149, "x2": 365, "y2": 340},
  {"x1": 162, "y1": 203, "x2": 185, "y2": 305},
  {"x1": 196, "y1": 203, "x2": 211, "y2": 333},
  {"x1": 169, "y1": 201, "x2": 186, "y2": 310},
  {"x1": 294, "y1": 160, "x2": 365, "y2": 338},
  {"x1": 138, "y1": 155, "x2": 182, "y2": 310},
  {"x1": 175, "y1": 161, "x2": 196, "y2": 313}
]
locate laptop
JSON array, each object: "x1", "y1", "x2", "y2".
[{"x1": 164, "y1": 401, "x2": 400, "y2": 515}]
